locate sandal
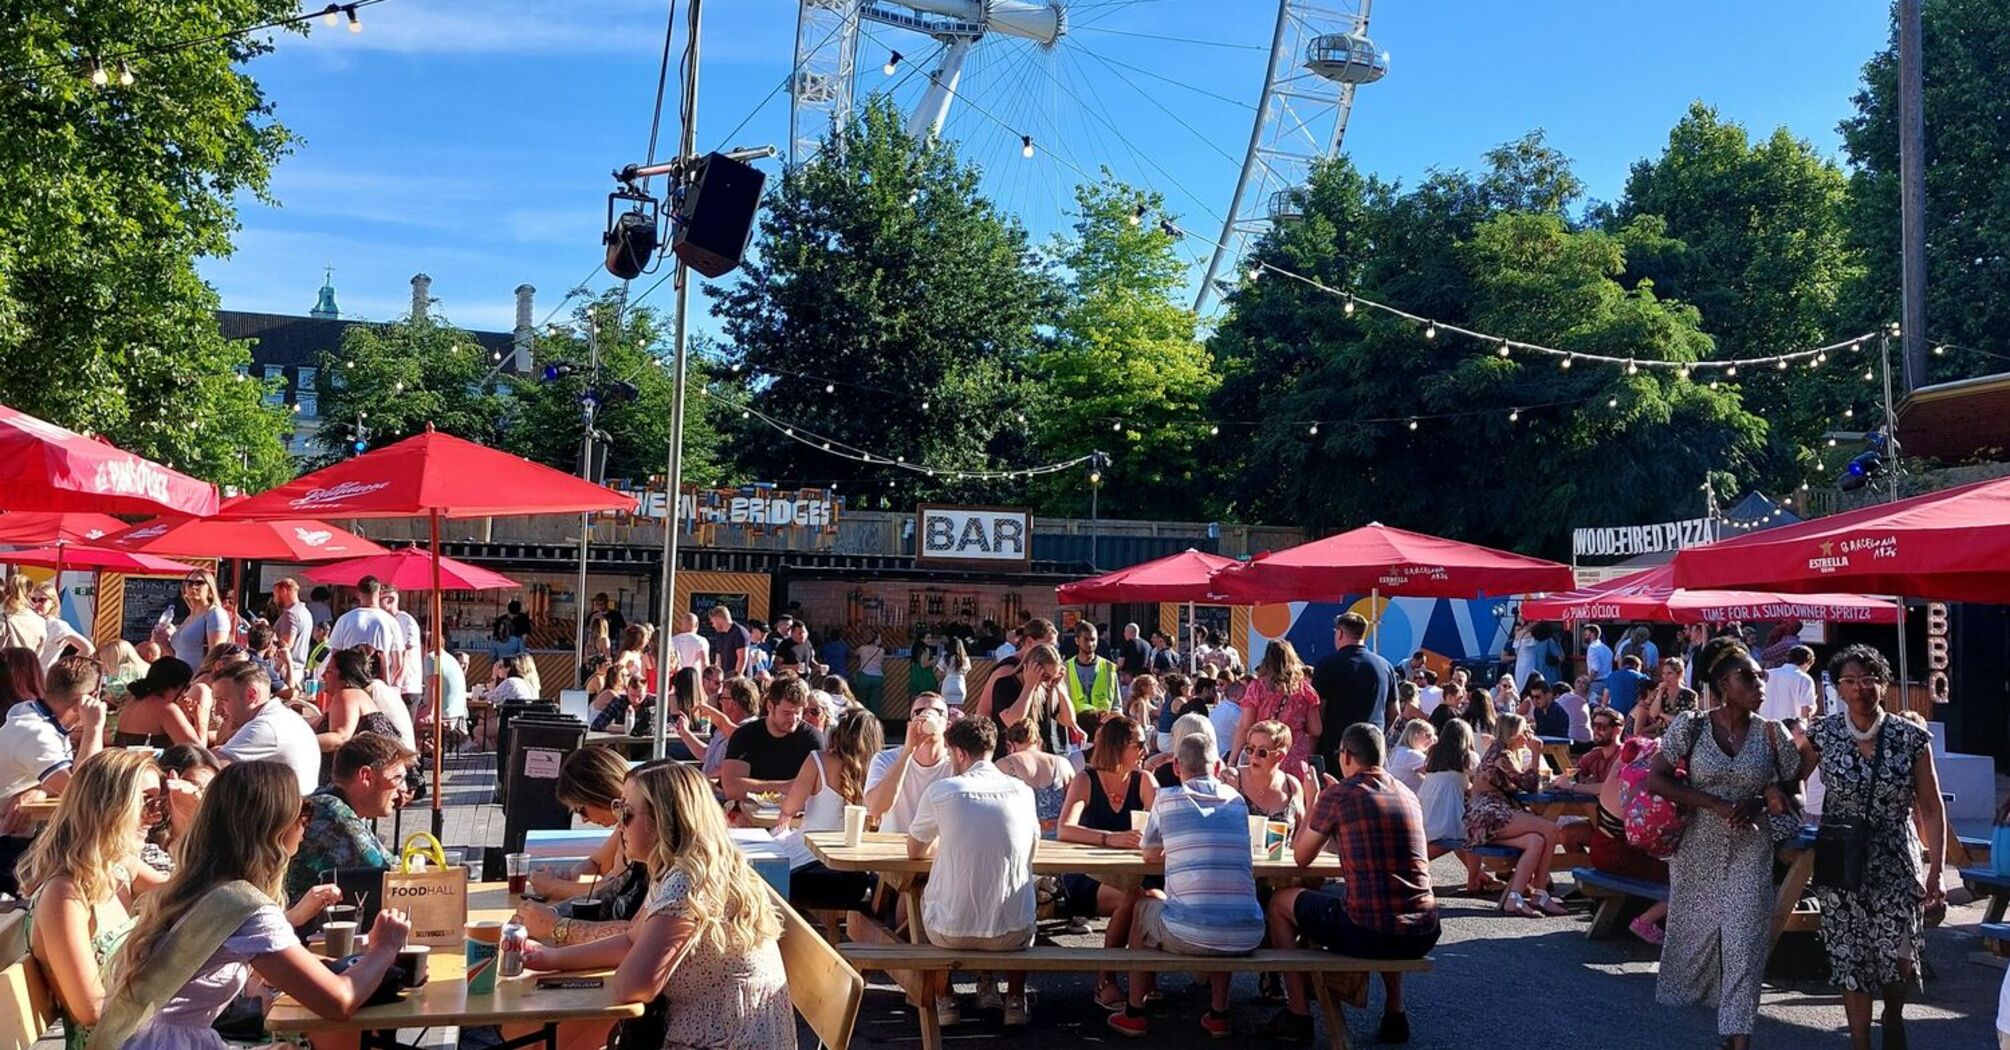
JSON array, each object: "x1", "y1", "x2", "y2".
[
  {"x1": 1499, "y1": 891, "x2": 1541, "y2": 918},
  {"x1": 1095, "y1": 978, "x2": 1128, "y2": 1012},
  {"x1": 1531, "y1": 891, "x2": 1570, "y2": 917}
]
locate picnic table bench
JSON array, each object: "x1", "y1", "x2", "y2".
[
  {"x1": 841, "y1": 943, "x2": 1429, "y2": 1050},
  {"x1": 1961, "y1": 867, "x2": 2010, "y2": 924},
  {"x1": 1571, "y1": 867, "x2": 1668, "y2": 937}
]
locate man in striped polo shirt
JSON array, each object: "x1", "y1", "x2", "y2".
[{"x1": 1109, "y1": 731, "x2": 1264, "y2": 1038}]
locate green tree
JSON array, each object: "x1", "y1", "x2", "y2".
[
  {"x1": 1208, "y1": 145, "x2": 1770, "y2": 555},
  {"x1": 504, "y1": 290, "x2": 723, "y2": 487},
  {"x1": 0, "y1": 1, "x2": 300, "y2": 489},
  {"x1": 313, "y1": 313, "x2": 514, "y2": 463},
  {"x1": 1616, "y1": 103, "x2": 1865, "y2": 481},
  {"x1": 1839, "y1": 0, "x2": 2010, "y2": 387},
  {"x1": 708, "y1": 98, "x2": 1054, "y2": 504},
  {"x1": 1029, "y1": 177, "x2": 1219, "y2": 518}
]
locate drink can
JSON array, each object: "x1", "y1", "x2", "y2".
[{"x1": 499, "y1": 919, "x2": 528, "y2": 978}]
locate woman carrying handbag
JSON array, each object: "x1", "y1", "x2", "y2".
[
  {"x1": 1640, "y1": 637, "x2": 1801, "y2": 1050},
  {"x1": 1803, "y1": 644, "x2": 1944, "y2": 1050}
]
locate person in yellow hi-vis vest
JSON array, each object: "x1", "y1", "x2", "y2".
[{"x1": 1063, "y1": 621, "x2": 1119, "y2": 715}]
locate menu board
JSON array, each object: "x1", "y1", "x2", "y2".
[
  {"x1": 688, "y1": 592, "x2": 750, "y2": 622},
  {"x1": 119, "y1": 578, "x2": 185, "y2": 644}
]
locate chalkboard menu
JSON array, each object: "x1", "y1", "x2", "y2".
[
  {"x1": 688, "y1": 592, "x2": 749, "y2": 622},
  {"x1": 120, "y1": 578, "x2": 185, "y2": 644}
]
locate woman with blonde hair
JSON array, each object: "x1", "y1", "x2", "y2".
[
  {"x1": 1121, "y1": 673, "x2": 1162, "y2": 737},
  {"x1": 1465, "y1": 712, "x2": 1568, "y2": 917},
  {"x1": 1233, "y1": 640, "x2": 1321, "y2": 773},
  {"x1": 98, "y1": 641, "x2": 150, "y2": 700},
  {"x1": 107, "y1": 761, "x2": 408, "y2": 1050},
  {"x1": 155, "y1": 570, "x2": 231, "y2": 669},
  {"x1": 30, "y1": 583, "x2": 94, "y2": 669},
  {"x1": 777, "y1": 707, "x2": 883, "y2": 910},
  {"x1": 984, "y1": 642, "x2": 1078, "y2": 757},
  {"x1": 1231, "y1": 719, "x2": 1307, "y2": 825},
  {"x1": 525, "y1": 762, "x2": 792, "y2": 1049},
  {"x1": 0, "y1": 575, "x2": 46, "y2": 655},
  {"x1": 22, "y1": 750, "x2": 166, "y2": 1050}
]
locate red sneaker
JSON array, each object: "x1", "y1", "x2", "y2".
[
  {"x1": 1200, "y1": 1010, "x2": 1233, "y2": 1038},
  {"x1": 1107, "y1": 1011, "x2": 1149, "y2": 1038}
]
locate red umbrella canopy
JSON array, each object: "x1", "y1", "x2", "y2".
[
  {"x1": 1056, "y1": 548, "x2": 1241, "y2": 605},
  {"x1": 0, "y1": 545, "x2": 199, "y2": 575},
  {"x1": 0, "y1": 404, "x2": 219, "y2": 517},
  {"x1": 1670, "y1": 475, "x2": 2010, "y2": 603},
  {"x1": 1210, "y1": 523, "x2": 1577, "y2": 603},
  {"x1": 305, "y1": 547, "x2": 518, "y2": 591},
  {"x1": 1521, "y1": 565, "x2": 1900, "y2": 626},
  {"x1": 101, "y1": 518, "x2": 388, "y2": 562},
  {"x1": 216, "y1": 427, "x2": 637, "y2": 521},
  {"x1": 0, "y1": 512, "x2": 129, "y2": 545}
]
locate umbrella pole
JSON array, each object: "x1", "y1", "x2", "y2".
[
  {"x1": 1186, "y1": 602, "x2": 1195, "y2": 675},
  {"x1": 1370, "y1": 587, "x2": 1380, "y2": 655},
  {"x1": 430, "y1": 511, "x2": 445, "y2": 840},
  {"x1": 1894, "y1": 595, "x2": 1910, "y2": 714}
]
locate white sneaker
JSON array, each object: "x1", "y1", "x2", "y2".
[
  {"x1": 1065, "y1": 915, "x2": 1092, "y2": 935},
  {"x1": 1003, "y1": 995, "x2": 1031, "y2": 1027},
  {"x1": 934, "y1": 995, "x2": 961, "y2": 1026}
]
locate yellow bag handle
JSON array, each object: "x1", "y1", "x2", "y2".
[{"x1": 398, "y1": 832, "x2": 449, "y2": 874}]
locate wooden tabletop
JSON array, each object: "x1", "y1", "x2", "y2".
[
  {"x1": 269, "y1": 884, "x2": 643, "y2": 1034},
  {"x1": 17, "y1": 798, "x2": 57, "y2": 825},
  {"x1": 805, "y1": 831, "x2": 1344, "y2": 881}
]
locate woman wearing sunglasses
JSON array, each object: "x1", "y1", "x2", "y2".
[
  {"x1": 156, "y1": 571, "x2": 232, "y2": 670},
  {"x1": 1231, "y1": 720, "x2": 1308, "y2": 827},
  {"x1": 1641, "y1": 636, "x2": 1802, "y2": 1050},
  {"x1": 20, "y1": 749, "x2": 169, "y2": 1050}
]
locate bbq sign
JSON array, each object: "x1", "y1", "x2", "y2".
[{"x1": 915, "y1": 505, "x2": 1032, "y2": 570}]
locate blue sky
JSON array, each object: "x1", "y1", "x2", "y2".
[{"x1": 201, "y1": 0, "x2": 1891, "y2": 335}]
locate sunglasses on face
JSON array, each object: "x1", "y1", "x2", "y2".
[{"x1": 1249, "y1": 745, "x2": 1282, "y2": 759}]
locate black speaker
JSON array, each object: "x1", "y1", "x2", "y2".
[{"x1": 672, "y1": 152, "x2": 765, "y2": 278}]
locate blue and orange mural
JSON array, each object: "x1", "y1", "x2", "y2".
[{"x1": 1245, "y1": 596, "x2": 1513, "y2": 667}]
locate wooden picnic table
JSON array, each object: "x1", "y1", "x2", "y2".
[
  {"x1": 1766, "y1": 827, "x2": 1820, "y2": 952},
  {"x1": 16, "y1": 798, "x2": 57, "y2": 826},
  {"x1": 1537, "y1": 737, "x2": 1576, "y2": 777},
  {"x1": 269, "y1": 883, "x2": 642, "y2": 1050},
  {"x1": 1513, "y1": 788, "x2": 1597, "y2": 821}
]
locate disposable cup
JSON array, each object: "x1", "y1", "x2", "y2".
[
  {"x1": 323, "y1": 921, "x2": 356, "y2": 958},
  {"x1": 841, "y1": 805, "x2": 868, "y2": 847}
]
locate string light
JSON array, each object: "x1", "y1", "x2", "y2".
[
  {"x1": 1508, "y1": 408, "x2": 1520, "y2": 423},
  {"x1": 1423, "y1": 321, "x2": 1437, "y2": 341},
  {"x1": 1560, "y1": 356, "x2": 1573, "y2": 370},
  {"x1": 1342, "y1": 296, "x2": 1355, "y2": 316},
  {"x1": 1130, "y1": 203, "x2": 1146, "y2": 227},
  {"x1": 1020, "y1": 135, "x2": 1035, "y2": 159},
  {"x1": 89, "y1": 62, "x2": 107, "y2": 86},
  {"x1": 883, "y1": 51, "x2": 902, "y2": 76},
  {"x1": 1625, "y1": 360, "x2": 1639, "y2": 375},
  {"x1": 116, "y1": 62, "x2": 133, "y2": 86},
  {"x1": 1607, "y1": 396, "x2": 1619, "y2": 408},
  {"x1": 345, "y1": 5, "x2": 362, "y2": 32},
  {"x1": 824, "y1": 382, "x2": 834, "y2": 394},
  {"x1": 1406, "y1": 419, "x2": 1418, "y2": 431},
  {"x1": 1496, "y1": 341, "x2": 1511, "y2": 359},
  {"x1": 715, "y1": 390, "x2": 1094, "y2": 482},
  {"x1": 1307, "y1": 423, "x2": 1319, "y2": 435}
]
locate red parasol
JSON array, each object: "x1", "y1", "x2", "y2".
[
  {"x1": 1520, "y1": 564, "x2": 1900, "y2": 625},
  {"x1": 1209, "y1": 522, "x2": 1577, "y2": 604},
  {"x1": 1055, "y1": 548, "x2": 1239, "y2": 604},
  {"x1": 101, "y1": 517, "x2": 388, "y2": 562},
  {"x1": 1669, "y1": 475, "x2": 2010, "y2": 603},
  {"x1": 0, "y1": 512, "x2": 128, "y2": 546},
  {"x1": 0, "y1": 404, "x2": 219, "y2": 517},
  {"x1": 305, "y1": 547, "x2": 517, "y2": 591},
  {"x1": 217, "y1": 426, "x2": 636, "y2": 835},
  {"x1": 0, "y1": 544, "x2": 198, "y2": 576}
]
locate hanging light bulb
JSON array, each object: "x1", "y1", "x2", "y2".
[
  {"x1": 117, "y1": 62, "x2": 133, "y2": 86},
  {"x1": 1496, "y1": 341, "x2": 1512, "y2": 359},
  {"x1": 345, "y1": 4, "x2": 362, "y2": 32},
  {"x1": 1560, "y1": 355, "x2": 1573, "y2": 370},
  {"x1": 1406, "y1": 419, "x2": 1419, "y2": 431},
  {"x1": 1130, "y1": 203, "x2": 1146, "y2": 227},
  {"x1": 1710, "y1": 380, "x2": 1721, "y2": 390},
  {"x1": 1933, "y1": 344, "x2": 1947, "y2": 356},
  {"x1": 1863, "y1": 368, "x2": 1875, "y2": 381},
  {"x1": 1015, "y1": 412, "x2": 1026, "y2": 424},
  {"x1": 1843, "y1": 407, "x2": 1855, "y2": 418},
  {"x1": 1208, "y1": 425, "x2": 1219, "y2": 436},
  {"x1": 1308, "y1": 423, "x2": 1319, "y2": 435},
  {"x1": 1342, "y1": 295, "x2": 1355, "y2": 316},
  {"x1": 1776, "y1": 358, "x2": 1790, "y2": 371},
  {"x1": 1020, "y1": 135, "x2": 1035, "y2": 159},
  {"x1": 1607, "y1": 396, "x2": 1619, "y2": 408},
  {"x1": 1799, "y1": 481, "x2": 1810, "y2": 491},
  {"x1": 1625, "y1": 360, "x2": 1639, "y2": 375},
  {"x1": 824, "y1": 382, "x2": 835, "y2": 394},
  {"x1": 1726, "y1": 365, "x2": 1738, "y2": 377},
  {"x1": 89, "y1": 61, "x2": 108, "y2": 86},
  {"x1": 1246, "y1": 265, "x2": 1262, "y2": 282},
  {"x1": 1508, "y1": 408, "x2": 1520, "y2": 423},
  {"x1": 1111, "y1": 420, "x2": 1122, "y2": 432},
  {"x1": 740, "y1": 410, "x2": 750, "y2": 419},
  {"x1": 919, "y1": 400, "x2": 929, "y2": 410},
  {"x1": 883, "y1": 51, "x2": 902, "y2": 76},
  {"x1": 1423, "y1": 321, "x2": 1437, "y2": 341},
  {"x1": 1826, "y1": 437, "x2": 1838, "y2": 447}
]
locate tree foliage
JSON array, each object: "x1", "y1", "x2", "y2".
[
  {"x1": 1839, "y1": 0, "x2": 2010, "y2": 386},
  {"x1": 708, "y1": 98, "x2": 1054, "y2": 504},
  {"x1": 1616, "y1": 103, "x2": 1864, "y2": 481},
  {"x1": 312, "y1": 311, "x2": 514, "y2": 464},
  {"x1": 0, "y1": 0, "x2": 299, "y2": 489},
  {"x1": 1029, "y1": 177, "x2": 1219, "y2": 518},
  {"x1": 1207, "y1": 139, "x2": 1769, "y2": 555}
]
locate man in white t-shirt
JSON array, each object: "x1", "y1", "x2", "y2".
[
  {"x1": 1761, "y1": 644, "x2": 1819, "y2": 722},
  {"x1": 906, "y1": 716, "x2": 1038, "y2": 1027},
  {"x1": 0, "y1": 655, "x2": 105, "y2": 893},
  {"x1": 865, "y1": 692, "x2": 955, "y2": 834},
  {"x1": 213, "y1": 660, "x2": 322, "y2": 794},
  {"x1": 668, "y1": 612, "x2": 710, "y2": 672},
  {"x1": 381, "y1": 585, "x2": 425, "y2": 706},
  {"x1": 1413, "y1": 669, "x2": 1444, "y2": 716},
  {"x1": 327, "y1": 575, "x2": 403, "y2": 683}
]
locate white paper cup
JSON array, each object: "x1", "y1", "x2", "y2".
[
  {"x1": 1248, "y1": 814, "x2": 1268, "y2": 854},
  {"x1": 1130, "y1": 810, "x2": 1150, "y2": 834},
  {"x1": 842, "y1": 804, "x2": 868, "y2": 847}
]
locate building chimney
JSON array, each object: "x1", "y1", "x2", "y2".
[
  {"x1": 410, "y1": 273, "x2": 432, "y2": 321},
  {"x1": 512, "y1": 284, "x2": 536, "y2": 372}
]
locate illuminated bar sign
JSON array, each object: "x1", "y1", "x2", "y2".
[{"x1": 915, "y1": 504, "x2": 1032, "y2": 570}]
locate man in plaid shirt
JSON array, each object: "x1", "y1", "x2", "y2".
[{"x1": 1262, "y1": 723, "x2": 1440, "y2": 1045}]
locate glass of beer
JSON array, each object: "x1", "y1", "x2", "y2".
[{"x1": 505, "y1": 852, "x2": 531, "y2": 897}]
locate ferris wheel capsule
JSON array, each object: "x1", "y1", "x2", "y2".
[{"x1": 1304, "y1": 32, "x2": 1389, "y2": 85}]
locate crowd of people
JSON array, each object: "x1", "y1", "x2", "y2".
[{"x1": 0, "y1": 583, "x2": 1968, "y2": 1049}]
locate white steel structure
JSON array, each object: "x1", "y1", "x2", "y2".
[
  {"x1": 789, "y1": 0, "x2": 1066, "y2": 164},
  {"x1": 1194, "y1": 1, "x2": 1386, "y2": 312}
]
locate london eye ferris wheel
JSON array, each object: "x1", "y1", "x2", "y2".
[{"x1": 786, "y1": 0, "x2": 1390, "y2": 313}]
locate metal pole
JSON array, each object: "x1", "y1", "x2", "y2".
[
  {"x1": 574, "y1": 320, "x2": 600, "y2": 677},
  {"x1": 428, "y1": 510, "x2": 445, "y2": 840},
  {"x1": 1898, "y1": 0, "x2": 1929, "y2": 392},
  {"x1": 1089, "y1": 461, "x2": 1100, "y2": 573},
  {"x1": 655, "y1": 0, "x2": 702, "y2": 762},
  {"x1": 1879, "y1": 329, "x2": 1911, "y2": 702},
  {"x1": 1194, "y1": 0, "x2": 1293, "y2": 311}
]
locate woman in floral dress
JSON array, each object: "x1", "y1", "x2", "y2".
[
  {"x1": 1803, "y1": 644, "x2": 1944, "y2": 1050},
  {"x1": 1231, "y1": 640, "x2": 1321, "y2": 774},
  {"x1": 1642, "y1": 637, "x2": 1800, "y2": 1050},
  {"x1": 1464, "y1": 713, "x2": 1569, "y2": 917}
]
